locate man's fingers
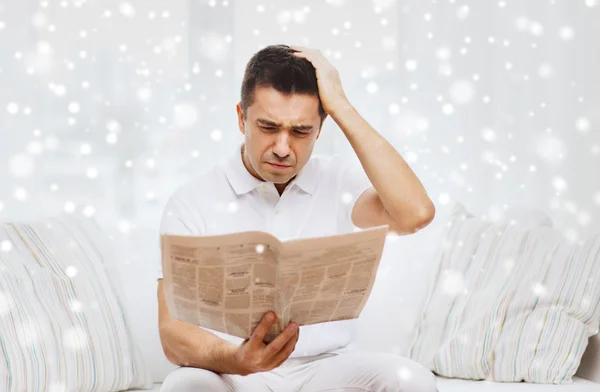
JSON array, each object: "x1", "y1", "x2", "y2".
[
  {"x1": 271, "y1": 327, "x2": 300, "y2": 368},
  {"x1": 248, "y1": 312, "x2": 276, "y2": 348},
  {"x1": 289, "y1": 45, "x2": 308, "y2": 52},
  {"x1": 264, "y1": 321, "x2": 298, "y2": 358}
]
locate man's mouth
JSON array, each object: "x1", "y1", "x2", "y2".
[{"x1": 267, "y1": 162, "x2": 291, "y2": 170}]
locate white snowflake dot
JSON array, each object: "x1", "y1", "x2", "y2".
[
  {"x1": 438, "y1": 193, "x2": 450, "y2": 205},
  {"x1": 14, "y1": 187, "x2": 28, "y2": 201},
  {"x1": 442, "y1": 103, "x2": 454, "y2": 115},
  {"x1": 397, "y1": 366, "x2": 413, "y2": 380},
  {"x1": 530, "y1": 22, "x2": 544, "y2": 36},
  {"x1": 552, "y1": 177, "x2": 567, "y2": 192},
  {"x1": 456, "y1": 5, "x2": 469, "y2": 20},
  {"x1": 405, "y1": 59, "x2": 418, "y2": 71},
  {"x1": 7, "y1": 103, "x2": 19, "y2": 115},
  {"x1": 119, "y1": 2, "x2": 136, "y2": 17},
  {"x1": 211, "y1": 129, "x2": 222, "y2": 141},
  {"x1": 27, "y1": 141, "x2": 43, "y2": 155},
  {"x1": 366, "y1": 81, "x2": 378, "y2": 94},
  {"x1": 9, "y1": 154, "x2": 35, "y2": 178},
  {"x1": 119, "y1": 220, "x2": 132, "y2": 234},
  {"x1": 82, "y1": 206, "x2": 96, "y2": 217},
  {"x1": 86, "y1": 167, "x2": 98, "y2": 179},
  {"x1": 65, "y1": 266, "x2": 78, "y2": 277},
  {"x1": 1, "y1": 240, "x2": 13, "y2": 252},
  {"x1": 388, "y1": 103, "x2": 400, "y2": 115},
  {"x1": 538, "y1": 63, "x2": 553, "y2": 78},
  {"x1": 436, "y1": 47, "x2": 451, "y2": 60},
  {"x1": 64, "y1": 201, "x2": 76, "y2": 213},
  {"x1": 559, "y1": 26, "x2": 575, "y2": 41},
  {"x1": 575, "y1": 117, "x2": 590, "y2": 133},
  {"x1": 593, "y1": 192, "x2": 600, "y2": 206},
  {"x1": 80, "y1": 143, "x2": 91, "y2": 155},
  {"x1": 442, "y1": 271, "x2": 464, "y2": 296},
  {"x1": 341, "y1": 192, "x2": 353, "y2": 204},
  {"x1": 49, "y1": 382, "x2": 67, "y2": 392},
  {"x1": 63, "y1": 327, "x2": 88, "y2": 351},
  {"x1": 533, "y1": 282, "x2": 547, "y2": 297},
  {"x1": 70, "y1": 300, "x2": 84, "y2": 312},
  {"x1": 481, "y1": 128, "x2": 497, "y2": 143},
  {"x1": 173, "y1": 103, "x2": 198, "y2": 128},
  {"x1": 450, "y1": 80, "x2": 475, "y2": 104}
]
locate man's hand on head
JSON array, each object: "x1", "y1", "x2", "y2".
[{"x1": 290, "y1": 45, "x2": 351, "y2": 116}]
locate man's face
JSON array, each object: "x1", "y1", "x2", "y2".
[{"x1": 236, "y1": 86, "x2": 323, "y2": 186}]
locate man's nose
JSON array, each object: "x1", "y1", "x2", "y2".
[{"x1": 272, "y1": 133, "x2": 291, "y2": 159}]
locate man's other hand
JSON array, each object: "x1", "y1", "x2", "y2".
[{"x1": 232, "y1": 312, "x2": 299, "y2": 375}]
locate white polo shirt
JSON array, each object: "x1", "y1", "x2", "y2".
[{"x1": 159, "y1": 144, "x2": 372, "y2": 358}]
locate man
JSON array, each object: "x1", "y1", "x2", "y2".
[{"x1": 157, "y1": 44, "x2": 437, "y2": 391}]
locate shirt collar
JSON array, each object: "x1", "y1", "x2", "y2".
[{"x1": 224, "y1": 144, "x2": 317, "y2": 196}]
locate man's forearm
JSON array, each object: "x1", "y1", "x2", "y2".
[
  {"x1": 330, "y1": 102, "x2": 434, "y2": 224},
  {"x1": 159, "y1": 319, "x2": 242, "y2": 374}
]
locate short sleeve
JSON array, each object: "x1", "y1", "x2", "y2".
[
  {"x1": 336, "y1": 156, "x2": 373, "y2": 233},
  {"x1": 157, "y1": 194, "x2": 205, "y2": 279}
]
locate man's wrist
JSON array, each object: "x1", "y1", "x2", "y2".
[
  {"x1": 328, "y1": 99, "x2": 354, "y2": 120},
  {"x1": 217, "y1": 341, "x2": 245, "y2": 375}
]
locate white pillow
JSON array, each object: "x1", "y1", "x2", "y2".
[
  {"x1": 504, "y1": 204, "x2": 553, "y2": 229},
  {"x1": 410, "y1": 202, "x2": 600, "y2": 384},
  {"x1": 0, "y1": 215, "x2": 152, "y2": 391},
  {"x1": 355, "y1": 215, "x2": 446, "y2": 356}
]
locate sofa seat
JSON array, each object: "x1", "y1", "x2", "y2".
[
  {"x1": 435, "y1": 376, "x2": 600, "y2": 391},
  {"x1": 129, "y1": 384, "x2": 162, "y2": 391},
  {"x1": 130, "y1": 376, "x2": 599, "y2": 392}
]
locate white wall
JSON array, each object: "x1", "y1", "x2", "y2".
[{"x1": 1, "y1": 0, "x2": 599, "y2": 382}]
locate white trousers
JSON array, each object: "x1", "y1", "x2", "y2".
[{"x1": 160, "y1": 352, "x2": 438, "y2": 392}]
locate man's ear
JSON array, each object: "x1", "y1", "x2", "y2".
[
  {"x1": 316, "y1": 114, "x2": 328, "y2": 140},
  {"x1": 236, "y1": 103, "x2": 245, "y2": 135}
]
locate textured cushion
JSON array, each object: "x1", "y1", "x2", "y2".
[
  {"x1": 0, "y1": 215, "x2": 153, "y2": 391},
  {"x1": 410, "y1": 202, "x2": 600, "y2": 384}
]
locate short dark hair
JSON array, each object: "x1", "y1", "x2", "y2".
[{"x1": 240, "y1": 44, "x2": 326, "y2": 122}]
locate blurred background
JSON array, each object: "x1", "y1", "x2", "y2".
[
  {"x1": 2, "y1": 0, "x2": 599, "y2": 235},
  {"x1": 1, "y1": 0, "x2": 599, "y2": 380}
]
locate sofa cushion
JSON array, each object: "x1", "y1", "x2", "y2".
[
  {"x1": 0, "y1": 215, "x2": 153, "y2": 391},
  {"x1": 410, "y1": 202, "x2": 600, "y2": 384}
]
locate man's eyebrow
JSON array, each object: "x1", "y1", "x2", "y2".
[
  {"x1": 256, "y1": 118, "x2": 313, "y2": 131},
  {"x1": 256, "y1": 118, "x2": 280, "y2": 127}
]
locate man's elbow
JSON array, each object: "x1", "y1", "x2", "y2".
[
  {"x1": 399, "y1": 202, "x2": 435, "y2": 234},
  {"x1": 159, "y1": 323, "x2": 186, "y2": 366},
  {"x1": 159, "y1": 324, "x2": 178, "y2": 365},
  {"x1": 415, "y1": 201, "x2": 436, "y2": 230}
]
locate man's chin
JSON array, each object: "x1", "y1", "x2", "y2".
[{"x1": 261, "y1": 172, "x2": 294, "y2": 184}]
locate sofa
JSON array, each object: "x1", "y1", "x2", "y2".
[{"x1": 0, "y1": 202, "x2": 598, "y2": 391}]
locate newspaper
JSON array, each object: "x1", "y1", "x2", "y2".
[{"x1": 161, "y1": 225, "x2": 388, "y2": 342}]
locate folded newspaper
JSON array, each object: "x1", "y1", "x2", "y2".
[{"x1": 161, "y1": 225, "x2": 388, "y2": 342}]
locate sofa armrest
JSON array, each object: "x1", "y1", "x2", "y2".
[{"x1": 576, "y1": 333, "x2": 600, "y2": 383}]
